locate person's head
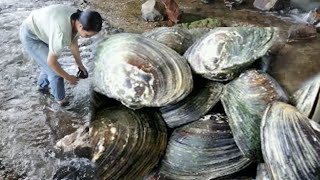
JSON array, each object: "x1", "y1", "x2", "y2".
[{"x1": 71, "y1": 9, "x2": 102, "y2": 38}]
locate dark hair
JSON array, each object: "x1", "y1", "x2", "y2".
[{"x1": 71, "y1": 9, "x2": 102, "y2": 32}]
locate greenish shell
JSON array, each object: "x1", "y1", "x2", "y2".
[
  {"x1": 221, "y1": 70, "x2": 288, "y2": 161},
  {"x1": 184, "y1": 27, "x2": 279, "y2": 81}
]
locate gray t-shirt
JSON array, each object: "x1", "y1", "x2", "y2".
[{"x1": 25, "y1": 4, "x2": 79, "y2": 56}]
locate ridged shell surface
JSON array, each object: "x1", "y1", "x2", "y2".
[
  {"x1": 90, "y1": 105, "x2": 167, "y2": 180},
  {"x1": 93, "y1": 33, "x2": 193, "y2": 109},
  {"x1": 159, "y1": 114, "x2": 251, "y2": 180},
  {"x1": 184, "y1": 27, "x2": 279, "y2": 81},
  {"x1": 291, "y1": 74, "x2": 320, "y2": 123},
  {"x1": 143, "y1": 27, "x2": 194, "y2": 54},
  {"x1": 261, "y1": 101, "x2": 320, "y2": 180},
  {"x1": 221, "y1": 70, "x2": 288, "y2": 161},
  {"x1": 159, "y1": 77, "x2": 223, "y2": 128}
]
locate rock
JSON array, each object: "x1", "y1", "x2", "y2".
[
  {"x1": 175, "y1": 17, "x2": 224, "y2": 29},
  {"x1": 53, "y1": 158, "x2": 97, "y2": 180},
  {"x1": 287, "y1": 24, "x2": 317, "y2": 42},
  {"x1": 290, "y1": 0, "x2": 320, "y2": 12},
  {"x1": 141, "y1": 0, "x2": 164, "y2": 22},
  {"x1": 253, "y1": 0, "x2": 290, "y2": 11},
  {"x1": 224, "y1": 0, "x2": 244, "y2": 9},
  {"x1": 288, "y1": 8, "x2": 320, "y2": 32},
  {"x1": 268, "y1": 34, "x2": 320, "y2": 95},
  {"x1": 305, "y1": 8, "x2": 320, "y2": 31},
  {"x1": 55, "y1": 126, "x2": 91, "y2": 158},
  {"x1": 201, "y1": 0, "x2": 214, "y2": 4},
  {"x1": 161, "y1": 0, "x2": 182, "y2": 25}
]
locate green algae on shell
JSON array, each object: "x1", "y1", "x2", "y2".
[
  {"x1": 90, "y1": 105, "x2": 167, "y2": 180},
  {"x1": 93, "y1": 33, "x2": 193, "y2": 109},
  {"x1": 158, "y1": 114, "x2": 251, "y2": 180},
  {"x1": 261, "y1": 101, "x2": 320, "y2": 180},
  {"x1": 221, "y1": 70, "x2": 288, "y2": 161},
  {"x1": 184, "y1": 27, "x2": 279, "y2": 81}
]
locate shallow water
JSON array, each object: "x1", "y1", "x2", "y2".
[{"x1": 0, "y1": 0, "x2": 113, "y2": 179}]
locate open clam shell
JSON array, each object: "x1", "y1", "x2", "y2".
[
  {"x1": 90, "y1": 105, "x2": 167, "y2": 179},
  {"x1": 159, "y1": 77, "x2": 223, "y2": 128},
  {"x1": 261, "y1": 101, "x2": 320, "y2": 180},
  {"x1": 158, "y1": 114, "x2": 251, "y2": 180},
  {"x1": 221, "y1": 70, "x2": 288, "y2": 161},
  {"x1": 184, "y1": 27, "x2": 279, "y2": 81},
  {"x1": 291, "y1": 74, "x2": 320, "y2": 123},
  {"x1": 143, "y1": 27, "x2": 195, "y2": 55},
  {"x1": 93, "y1": 33, "x2": 193, "y2": 109}
]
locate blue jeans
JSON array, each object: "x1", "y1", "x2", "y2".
[{"x1": 19, "y1": 22, "x2": 65, "y2": 101}]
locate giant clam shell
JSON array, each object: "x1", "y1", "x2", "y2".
[
  {"x1": 158, "y1": 114, "x2": 251, "y2": 180},
  {"x1": 93, "y1": 33, "x2": 193, "y2": 109},
  {"x1": 221, "y1": 70, "x2": 288, "y2": 160},
  {"x1": 291, "y1": 74, "x2": 320, "y2": 123},
  {"x1": 159, "y1": 77, "x2": 223, "y2": 128},
  {"x1": 90, "y1": 105, "x2": 167, "y2": 179},
  {"x1": 261, "y1": 101, "x2": 320, "y2": 180},
  {"x1": 143, "y1": 27, "x2": 194, "y2": 54},
  {"x1": 184, "y1": 27, "x2": 279, "y2": 81}
]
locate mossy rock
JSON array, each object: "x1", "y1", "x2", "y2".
[
  {"x1": 120, "y1": 0, "x2": 144, "y2": 18},
  {"x1": 176, "y1": 18, "x2": 224, "y2": 29}
]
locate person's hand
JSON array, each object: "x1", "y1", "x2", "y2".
[{"x1": 66, "y1": 75, "x2": 79, "y2": 85}]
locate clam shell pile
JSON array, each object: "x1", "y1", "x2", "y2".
[{"x1": 74, "y1": 26, "x2": 320, "y2": 179}]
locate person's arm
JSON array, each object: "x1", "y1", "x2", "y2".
[
  {"x1": 70, "y1": 38, "x2": 88, "y2": 75},
  {"x1": 47, "y1": 52, "x2": 78, "y2": 85}
]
